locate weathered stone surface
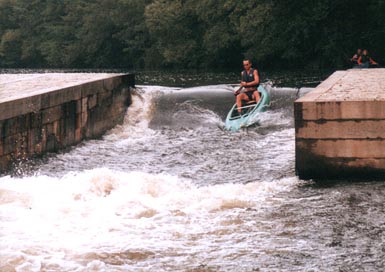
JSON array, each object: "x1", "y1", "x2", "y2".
[
  {"x1": 297, "y1": 69, "x2": 385, "y2": 102},
  {"x1": 297, "y1": 139, "x2": 385, "y2": 158},
  {"x1": 97, "y1": 91, "x2": 113, "y2": 106},
  {"x1": 296, "y1": 120, "x2": 385, "y2": 139},
  {"x1": 295, "y1": 68, "x2": 385, "y2": 180},
  {"x1": 42, "y1": 105, "x2": 62, "y2": 124},
  {"x1": 0, "y1": 97, "x2": 41, "y2": 121},
  {"x1": 0, "y1": 73, "x2": 134, "y2": 119},
  {"x1": 0, "y1": 73, "x2": 134, "y2": 172},
  {"x1": 88, "y1": 94, "x2": 97, "y2": 109},
  {"x1": 295, "y1": 100, "x2": 385, "y2": 120}
]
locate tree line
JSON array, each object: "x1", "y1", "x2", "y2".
[{"x1": 0, "y1": 0, "x2": 384, "y2": 70}]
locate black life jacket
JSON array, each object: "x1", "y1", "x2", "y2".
[
  {"x1": 360, "y1": 54, "x2": 370, "y2": 64},
  {"x1": 242, "y1": 68, "x2": 259, "y2": 88}
]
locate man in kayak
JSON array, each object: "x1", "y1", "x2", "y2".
[{"x1": 235, "y1": 59, "x2": 260, "y2": 114}]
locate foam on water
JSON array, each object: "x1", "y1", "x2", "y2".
[
  {"x1": 105, "y1": 88, "x2": 158, "y2": 140},
  {"x1": 0, "y1": 84, "x2": 318, "y2": 271},
  {"x1": 0, "y1": 168, "x2": 301, "y2": 271},
  {"x1": 3, "y1": 76, "x2": 384, "y2": 271}
]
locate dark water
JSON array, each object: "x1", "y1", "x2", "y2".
[
  {"x1": 135, "y1": 69, "x2": 331, "y2": 88},
  {"x1": 0, "y1": 68, "x2": 331, "y2": 88},
  {"x1": 1, "y1": 71, "x2": 384, "y2": 272}
]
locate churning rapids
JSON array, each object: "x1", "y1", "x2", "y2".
[{"x1": 1, "y1": 83, "x2": 385, "y2": 272}]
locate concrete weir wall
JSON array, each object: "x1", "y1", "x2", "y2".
[
  {"x1": 0, "y1": 73, "x2": 134, "y2": 171},
  {"x1": 295, "y1": 68, "x2": 385, "y2": 180}
]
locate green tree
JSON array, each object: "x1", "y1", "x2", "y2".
[
  {"x1": 0, "y1": 0, "x2": 384, "y2": 69},
  {"x1": 194, "y1": 0, "x2": 242, "y2": 68},
  {"x1": 145, "y1": 0, "x2": 204, "y2": 68},
  {"x1": 111, "y1": 0, "x2": 152, "y2": 69}
]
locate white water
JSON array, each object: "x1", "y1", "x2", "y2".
[
  {"x1": 0, "y1": 168, "x2": 301, "y2": 271},
  {"x1": 1, "y1": 85, "x2": 384, "y2": 271}
]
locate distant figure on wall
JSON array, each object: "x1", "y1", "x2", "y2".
[
  {"x1": 357, "y1": 49, "x2": 378, "y2": 68},
  {"x1": 350, "y1": 48, "x2": 362, "y2": 66}
]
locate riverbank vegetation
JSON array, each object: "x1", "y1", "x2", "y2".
[{"x1": 0, "y1": 0, "x2": 384, "y2": 70}]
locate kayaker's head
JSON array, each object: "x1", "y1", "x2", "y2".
[{"x1": 243, "y1": 59, "x2": 252, "y2": 70}]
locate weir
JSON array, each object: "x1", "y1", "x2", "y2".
[
  {"x1": 295, "y1": 68, "x2": 385, "y2": 179},
  {"x1": 0, "y1": 73, "x2": 134, "y2": 172}
]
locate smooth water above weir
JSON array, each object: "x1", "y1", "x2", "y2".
[{"x1": 1, "y1": 82, "x2": 385, "y2": 271}]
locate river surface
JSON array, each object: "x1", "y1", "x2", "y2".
[{"x1": 1, "y1": 72, "x2": 385, "y2": 272}]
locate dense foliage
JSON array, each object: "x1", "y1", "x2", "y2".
[{"x1": 0, "y1": 0, "x2": 384, "y2": 70}]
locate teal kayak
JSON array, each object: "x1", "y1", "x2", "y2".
[{"x1": 224, "y1": 85, "x2": 270, "y2": 131}]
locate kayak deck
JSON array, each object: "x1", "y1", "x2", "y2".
[{"x1": 225, "y1": 85, "x2": 270, "y2": 131}]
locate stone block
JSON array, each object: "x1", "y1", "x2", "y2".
[
  {"x1": 42, "y1": 105, "x2": 62, "y2": 124},
  {"x1": 76, "y1": 99, "x2": 82, "y2": 114},
  {"x1": 0, "y1": 154, "x2": 12, "y2": 171},
  {"x1": 295, "y1": 69, "x2": 385, "y2": 180},
  {"x1": 98, "y1": 91, "x2": 113, "y2": 106},
  {"x1": 81, "y1": 80, "x2": 105, "y2": 97},
  {"x1": 61, "y1": 101, "x2": 77, "y2": 146},
  {"x1": 14, "y1": 132, "x2": 28, "y2": 160},
  {"x1": 30, "y1": 112, "x2": 42, "y2": 129},
  {"x1": 3, "y1": 133, "x2": 22, "y2": 155},
  {"x1": 0, "y1": 73, "x2": 133, "y2": 173},
  {"x1": 30, "y1": 127, "x2": 45, "y2": 155},
  {"x1": 296, "y1": 139, "x2": 385, "y2": 159},
  {"x1": 103, "y1": 76, "x2": 121, "y2": 92},
  {"x1": 2, "y1": 115, "x2": 29, "y2": 137},
  {"x1": 81, "y1": 98, "x2": 88, "y2": 128},
  {"x1": 27, "y1": 129, "x2": 36, "y2": 156},
  {"x1": 54, "y1": 119, "x2": 60, "y2": 132},
  {"x1": 88, "y1": 94, "x2": 97, "y2": 109},
  {"x1": 295, "y1": 100, "x2": 385, "y2": 121},
  {"x1": 295, "y1": 148, "x2": 385, "y2": 180},
  {"x1": 46, "y1": 134, "x2": 58, "y2": 152},
  {"x1": 81, "y1": 97, "x2": 88, "y2": 111},
  {"x1": 46, "y1": 123, "x2": 54, "y2": 135},
  {"x1": 296, "y1": 120, "x2": 385, "y2": 139},
  {"x1": 112, "y1": 87, "x2": 130, "y2": 106},
  {"x1": 75, "y1": 127, "x2": 82, "y2": 142},
  {"x1": 41, "y1": 87, "x2": 81, "y2": 109},
  {"x1": 0, "y1": 96, "x2": 41, "y2": 121}
]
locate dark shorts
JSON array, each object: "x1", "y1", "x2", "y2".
[{"x1": 245, "y1": 90, "x2": 256, "y2": 100}]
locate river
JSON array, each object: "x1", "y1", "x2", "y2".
[{"x1": 1, "y1": 71, "x2": 384, "y2": 271}]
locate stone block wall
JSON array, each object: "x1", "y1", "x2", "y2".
[
  {"x1": 295, "y1": 69, "x2": 385, "y2": 180},
  {"x1": 0, "y1": 73, "x2": 134, "y2": 172}
]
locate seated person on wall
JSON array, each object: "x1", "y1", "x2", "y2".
[
  {"x1": 350, "y1": 48, "x2": 362, "y2": 66},
  {"x1": 357, "y1": 49, "x2": 378, "y2": 68},
  {"x1": 235, "y1": 59, "x2": 260, "y2": 114}
]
